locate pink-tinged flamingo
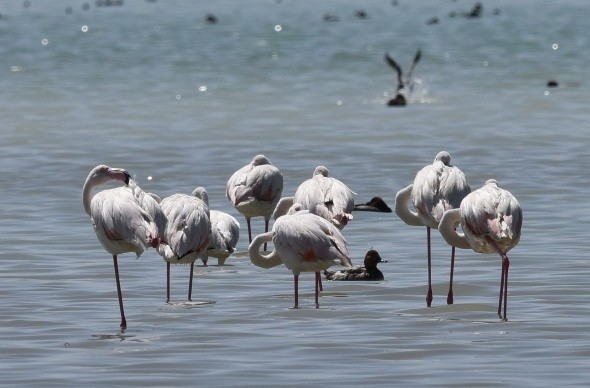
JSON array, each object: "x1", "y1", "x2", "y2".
[
  {"x1": 438, "y1": 179, "x2": 522, "y2": 321},
  {"x1": 226, "y1": 155, "x2": 283, "y2": 248},
  {"x1": 395, "y1": 151, "x2": 471, "y2": 307},
  {"x1": 192, "y1": 187, "x2": 240, "y2": 266},
  {"x1": 156, "y1": 187, "x2": 212, "y2": 303},
  {"x1": 249, "y1": 204, "x2": 352, "y2": 308},
  {"x1": 83, "y1": 165, "x2": 162, "y2": 329}
]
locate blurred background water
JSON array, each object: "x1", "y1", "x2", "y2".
[{"x1": 1, "y1": 0, "x2": 589, "y2": 386}]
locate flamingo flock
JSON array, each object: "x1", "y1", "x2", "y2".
[{"x1": 83, "y1": 152, "x2": 522, "y2": 328}]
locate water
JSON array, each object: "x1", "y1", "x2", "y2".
[{"x1": 1, "y1": 0, "x2": 589, "y2": 385}]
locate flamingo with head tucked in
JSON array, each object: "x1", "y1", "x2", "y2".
[
  {"x1": 438, "y1": 179, "x2": 522, "y2": 321},
  {"x1": 395, "y1": 151, "x2": 471, "y2": 307}
]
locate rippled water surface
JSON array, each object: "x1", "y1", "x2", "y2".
[{"x1": 1, "y1": 0, "x2": 589, "y2": 386}]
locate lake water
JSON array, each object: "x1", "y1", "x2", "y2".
[{"x1": 1, "y1": 0, "x2": 589, "y2": 386}]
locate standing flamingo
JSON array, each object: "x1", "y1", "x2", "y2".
[
  {"x1": 226, "y1": 155, "x2": 283, "y2": 247},
  {"x1": 438, "y1": 179, "x2": 522, "y2": 320},
  {"x1": 294, "y1": 166, "x2": 355, "y2": 229},
  {"x1": 156, "y1": 187, "x2": 212, "y2": 303},
  {"x1": 395, "y1": 151, "x2": 471, "y2": 307},
  {"x1": 83, "y1": 165, "x2": 162, "y2": 329},
  {"x1": 192, "y1": 188, "x2": 240, "y2": 266},
  {"x1": 249, "y1": 204, "x2": 352, "y2": 308}
]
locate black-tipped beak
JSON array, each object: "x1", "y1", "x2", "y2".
[{"x1": 123, "y1": 172, "x2": 131, "y2": 185}]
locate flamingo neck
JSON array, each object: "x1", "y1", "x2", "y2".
[
  {"x1": 395, "y1": 184, "x2": 423, "y2": 226},
  {"x1": 82, "y1": 176, "x2": 96, "y2": 216},
  {"x1": 438, "y1": 208, "x2": 471, "y2": 249},
  {"x1": 248, "y1": 232, "x2": 283, "y2": 269}
]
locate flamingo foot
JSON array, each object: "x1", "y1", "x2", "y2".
[
  {"x1": 447, "y1": 291, "x2": 454, "y2": 305},
  {"x1": 426, "y1": 288, "x2": 433, "y2": 307}
]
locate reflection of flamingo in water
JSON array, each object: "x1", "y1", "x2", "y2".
[
  {"x1": 83, "y1": 165, "x2": 163, "y2": 329},
  {"x1": 249, "y1": 204, "x2": 352, "y2": 308},
  {"x1": 439, "y1": 179, "x2": 522, "y2": 321},
  {"x1": 226, "y1": 155, "x2": 283, "y2": 249},
  {"x1": 156, "y1": 187, "x2": 211, "y2": 303},
  {"x1": 385, "y1": 49, "x2": 421, "y2": 106},
  {"x1": 395, "y1": 151, "x2": 471, "y2": 307}
]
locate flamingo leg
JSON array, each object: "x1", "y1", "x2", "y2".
[
  {"x1": 315, "y1": 272, "x2": 320, "y2": 308},
  {"x1": 426, "y1": 227, "x2": 433, "y2": 307},
  {"x1": 263, "y1": 217, "x2": 270, "y2": 251},
  {"x1": 246, "y1": 218, "x2": 253, "y2": 243},
  {"x1": 188, "y1": 262, "x2": 195, "y2": 301},
  {"x1": 447, "y1": 245, "x2": 456, "y2": 305},
  {"x1": 293, "y1": 274, "x2": 299, "y2": 308},
  {"x1": 112, "y1": 255, "x2": 127, "y2": 330},
  {"x1": 317, "y1": 272, "x2": 323, "y2": 292},
  {"x1": 498, "y1": 256, "x2": 510, "y2": 321},
  {"x1": 166, "y1": 262, "x2": 171, "y2": 303}
]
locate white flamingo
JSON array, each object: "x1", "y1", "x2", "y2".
[
  {"x1": 395, "y1": 151, "x2": 471, "y2": 307},
  {"x1": 83, "y1": 165, "x2": 163, "y2": 329},
  {"x1": 249, "y1": 204, "x2": 352, "y2": 308},
  {"x1": 192, "y1": 188, "x2": 240, "y2": 266},
  {"x1": 274, "y1": 166, "x2": 355, "y2": 229},
  {"x1": 157, "y1": 187, "x2": 212, "y2": 303},
  {"x1": 226, "y1": 155, "x2": 283, "y2": 246},
  {"x1": 438, "y1": 179, "x2": 522, "y2": 320}
]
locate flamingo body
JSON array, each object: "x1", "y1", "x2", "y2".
[
  {"x1": 201, "y1": 209, "x2": 240, "y2": 266},
  {"x1": 226, "y1": 155, "x2": 283, "y2": 243},
  {"x1": 249, "y1": 204, "x2": 352, "y2": 308}
]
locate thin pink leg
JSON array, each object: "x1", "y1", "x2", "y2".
[
  {"x1": 166, "y1": 262, "x2": 171, "y2": 303},
  {"x1": 263, "y1": 217, "x2": 270, "y2": 251},
  {"x1": 426, "y1": 227, "x2": 433, "y2": 307},
  {"x1": 447, "y1": 245, "x2": 456, "y2": 305},
  {"x1": 246, "y1": 218, "x2": 253, "y2": 243},
  {"x1": 317, "y1": 272, "x2": 323, "y2": 292},
  {"x1": 293, "y1": 274, "x2": 299, "y2": 308},
  {"x1": 315, "y1": 272, "x2": 320, "y2": 308},
  {"x1": 112, "y1": 255, "x2": 127, "y2": 329},
  {"x1": 188, "y1": 262, "x2": 195, "y2": 301}
]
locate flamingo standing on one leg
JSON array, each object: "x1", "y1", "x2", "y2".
[
  {"x1": 395, "y1": 151, "x2": 471, "y2": 307},
  {"x1": 82, "y1": 165, "x2": 163, "y2": 329},
  {"x1": 249, "y1": 204, "x2": 352, "y2": 308},
  {"x1": 156, "y1": 187, "x2": 211, "y2": 303},
  {"x1": 226, "y1": 155, "x2": 283, "y2": 249},
  {"x1": 438, "y1": 179, "x2": 522, "y2": 321}
]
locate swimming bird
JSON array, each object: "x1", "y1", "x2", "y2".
[
  {"x1": 293, "y1": 166, "x2": 355, "y2": 229},
  {"x1": 249, "y1": 204, "x2": 352, "y2": 308},
  {"x1": 384, "y1": 50, "x2": 421, "y2": 106},
  {"x1": 200, "y1": 209, "x2": 240, "y2": 266},
  {"x1": 83, "y1": 165, "x2": 163, "y2": 329},
  {"x1": 353, "y1": 197, "x2": 392, "y2": 213},
  {"x1": 395, "y1": 151, "x2": 471, "y2": 307},
  {"x1": 324, "y1": 249, "x2": 387, "y2": 281},
  {"x1": 226, "y1": 155, "x2": 283, "y2": 248},
  {"x1": 157, "y1": 187, "x2": 212, "y2": 303},
  {"x1": 438, "y1": 179, "x2": 522, "y2": 321}
]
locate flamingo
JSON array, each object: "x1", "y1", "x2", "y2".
[
  {"x1": 395, "y1": 151, "x2": 471, "y2": 307},
  {"x1": 438, "y1": 179, "x2": 522, "y2": 320},
  {"x1": 275, "y1": 166, "x2": 355, "y2": 229},
  {"x1": 324, "y1": 249, "x2": 387, "y2": 281},
  {"x1": 384, "y1": 49, "x2": 421, "y2": 106},
  {"x1": 156, "y1": 187, "x2": 212, "y2": 303},
  {"x1": 83, "y1": 165, "x2": 163, "y2": 329},
  {"x1": 249, "y1": 204, "x2": 352, "y2": 308},
  {"x1": 193, "y1": 188, "x2": 240, "y2": 266},
  {"x1": 226, "y1": 155, "x2": 283, "y2": 247}
]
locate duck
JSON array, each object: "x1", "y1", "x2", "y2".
[
  {"x1": 353, "y1": 197, "x2": 392, "y2": 213},
  {"x1": 324, "y1": 250, "x2": 387, "y2": 281}
]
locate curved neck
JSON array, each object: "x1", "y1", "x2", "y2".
[
  {"x1": 438, "y1": 208, "x2": 471, "y2": 249},
  {"x1": 82, "y1": 176, "x2": 96, "y2": 216},
  {"x1": 248, "y1": 232, "x2": 283, "y2": 269},
  {"x1": 395, "y1": 184, "x2": 423, "y2": 226}
]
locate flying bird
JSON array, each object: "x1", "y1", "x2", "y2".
[
  {"x1": 226, "y1": 155, "x2": 283, "y2": 247},
  {"x1": 384, "y1": 49, "x2": 421, "y2": 106},
  {"x1": 438, "y1": 179, "x2": 522, "y2": 320},
  {"x1": 156, "y1": 187, "x2": 212, "y2": 303},
  {"x1": 395, "y1": 151, "x2": 471, "y2": 307},
  {"x1": 324, "y1": 249, "x2": 387, "y2": 281},
  {"x1": 249, "y1": 204, "x2": 352, "y2": 308},
  {"x1": 82, "y1": 165, "x2": 163, "y2": 329}
]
